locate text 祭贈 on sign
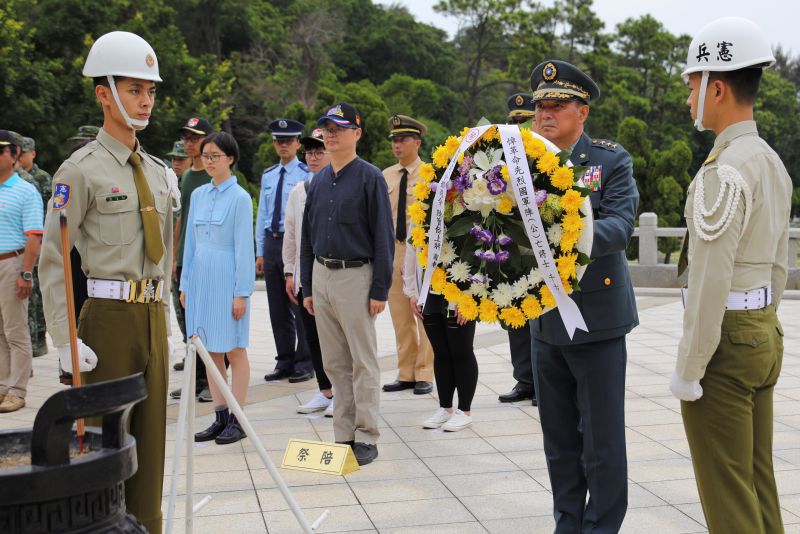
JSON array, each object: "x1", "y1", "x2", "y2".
[{"x1": 281, "y1": 439, "x2": 359, "y2": 475}]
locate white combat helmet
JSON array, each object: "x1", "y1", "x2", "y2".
[
  {"x1": 682, "y1": 17, "x2": 775, "y2": 132},
  {"x1": 82, "y1": 31, "x2": 162, "y2": 130}
]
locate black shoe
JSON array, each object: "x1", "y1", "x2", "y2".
[
  {"x1": 413, "y1": 381, "x2": 433, "y2": 395},
  {"x1": 170, "y1": 387, "x2": 182, "y2": 400},
  {"x1": 531, "y1": 394, "x2": 538, "y2": 407},
  {"x1": 215, "y1": 414, "x2": 246, "y2": 445},
  {"x1": 195, "y1": 408, "x2": 229, "y2": 442},
  {"x1": 498, "y1": 384, "x2": 534, "y2": 403},
  {"x1": 382, "y1": 380, "x2": 416, "y2": 392},
  {"x1": 173, "y1": 358, "x2": 185, "y2": 371},
  {"x1": 264, "y1": 368, "x2": 291, "y2": 382},
  {"x1": 352, "y1": 442, "x2": 378, "y2": 465},
  {"x1": 288, "y1": 370, "x2": 313, "y2": 383}
]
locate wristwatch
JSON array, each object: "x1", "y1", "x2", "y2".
[{"x1": 20, "y1": 271, "x2": 33, "y2": 281}]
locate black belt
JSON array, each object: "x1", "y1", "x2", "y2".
[{"x1": 316, "y1": 256, "x2": 370, "y2": 269}]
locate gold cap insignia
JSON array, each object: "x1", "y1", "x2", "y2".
[
  {"x1": 146, "y1": 54, "x2": 155, "y2": 68},
  {"x1": 392, "y1": 115, "x2": 401, "y2": 126},
  {"x1": 514, "y1": 95, "x2": 524, "y2": 106},
  {"x1": 543, "y1": 62, "x2": 557, "y2": 81}
]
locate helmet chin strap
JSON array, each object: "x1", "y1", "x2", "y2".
[
  {"x1": 106, "y1": 75, "x2": 149, "y2": 131},
  {"x1": 694, "y1": 71, "x2": 710, "y2": 132}
]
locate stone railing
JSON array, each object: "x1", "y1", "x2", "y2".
[{"x1": 628, "y1": 212, "x2": 799, "y2": 288}]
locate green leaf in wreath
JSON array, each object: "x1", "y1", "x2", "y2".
[{"x1": 447, "y1": 213, "x2": 481, "y2": 237}]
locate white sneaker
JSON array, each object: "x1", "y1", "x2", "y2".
[
  {"x1": 297, "y1": 392, "x2": 332, "y2": 414},
  {"x1": 324, "y1": 399, "x2": 334, "y2": 417},
  {"x1": 441, "y1": 409, "x2": 472, "y2": 432},
  {"x1": 422, "y1": 407, "x2": 453, "y2": 429}
]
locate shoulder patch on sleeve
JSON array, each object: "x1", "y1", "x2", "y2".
[
  {"x1": 591, "y1": 138, "x2": 620, "y2": 152},
  {"x1": 52, "y1": 183, "x2": 71, "y2": 210},
  {"x1": 298, "y1": 162, "x2": 310, "y2": 173}
]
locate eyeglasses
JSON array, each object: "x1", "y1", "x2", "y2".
[
  {"x1": 303, "y1": 149, "x2": 327, "y2": 159},
  {"x1": 321, "y1": 127, "x2": 351, "y2": 137},
  {"x1": 201, "y1": 153, "x2": 225, "y2": 162}
]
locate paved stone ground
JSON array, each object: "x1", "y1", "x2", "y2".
[{"x1": 3, "y1": 290, "x2": 799, "y2": 533}]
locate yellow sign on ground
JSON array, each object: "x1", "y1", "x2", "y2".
[{"x1": 281, "y1": 439, "x2": 359, "y2": 475}]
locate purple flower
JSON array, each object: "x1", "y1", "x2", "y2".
[
  {"x1": 496, "y1": 234, "x2": 512, "y2": 246},
  {"x1": 430, "y1": 182, "x2": 438, "y2": 193},
  {"x1": 473, "y1": 249, "x2": 483, "y2": 258},
  {"x1": 487, "y1": 177, "x2": 507, "y2": 196},
  {"x1": 469, "y1": 224, "x2": 482, "y2": 238},
  {"x1": 454, "y1": 173, "x2": 472, "y2": 194},
  {"x1": 469, "y1": 273, "x2": 487, "y2": 284},
  {"x1": 481, "y1": 250, "x2": 496, "y2": 262},
  {"x1": 534, "y1": 189, "x2": 548, "y2": 207},
  {"x1": 495, "y1": 250, "x2": 510, "y2": 263},
  {"x1": 469, "y1": 225, "x2": 494, "y2": 244},
  {"x1": 459, "y1": 155, "x2": 474, "y2": 174}
]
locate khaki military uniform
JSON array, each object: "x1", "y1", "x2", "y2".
[
  {"x1": 678, "y1": 120, "x2": 791, "y2": 533},
  {"x1": 27, "y1": 163, "x2": 52, "y2": 356},
  {"x1": 383, "y1": 157, "x2": 433, "y2": 383},
  {"x1": 39, "y1": 128, "x2": 173, "y2": 534}
]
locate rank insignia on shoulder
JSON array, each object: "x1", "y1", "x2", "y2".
[
  {"x1": 591, "y1": 139, "x2": 619, "y2": 150},
  {"x1": 52, "y1": 183, "x2": 71, "y2": 210},
  {"x1": 580, "y1": 165, "x2": 603, "y2": 191}
]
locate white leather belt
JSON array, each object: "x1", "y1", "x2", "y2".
[
  {"x1": 87, "y1": 278, "x2": 164, "y2": 303},
  {"x1": 681, "y1": 285, "x2": 772, "y2": 311}
]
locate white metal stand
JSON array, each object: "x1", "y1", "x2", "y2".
[{"x1": 165, "y1": 336, "x2": 330, "y2": 533}]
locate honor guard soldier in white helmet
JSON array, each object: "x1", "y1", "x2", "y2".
[
  {"x1": 39, "y1": 31, "x2": 175, "y2": 533},
  {"x1": 673, "y1": 17, "x2": 792, "y2": 534}
]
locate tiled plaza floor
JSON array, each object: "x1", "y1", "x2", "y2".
[{"x1": 3, "y1": 289, "x2": 799, "y2": 533}]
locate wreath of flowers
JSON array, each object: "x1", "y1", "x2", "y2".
[{"x1": 409, "y1": 125, "x2": 592, "y2": 329}]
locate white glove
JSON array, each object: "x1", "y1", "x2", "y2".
[
  {"x1": 58, "y1": 339, "x2": 99, "y2": 373},
  {"x1": 670, "y1": 370, "x2": 703, "y2": 401}
]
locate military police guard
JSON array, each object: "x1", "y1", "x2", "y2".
[
  {"x1": 672, "y1": 17, "x2": 792, "y2": 533},
  {"x1": 39, "y1": 31, "x2": 176, "y2": 533},
  {"x1": 528, "y1": 60, "x2": 639, "y2": 532}
]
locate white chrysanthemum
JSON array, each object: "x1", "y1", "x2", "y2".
[
  {"x1": 527, "y1": 270, "x2": 543, "y2": 288},
  {"x1": 447, "y1": 261, "x2": 471, "y2": 282},
  {"x1": 512, "y1": 277, "x2": 529, "y2": 299},
  {"x1": 491, "y1": 283, "x2": 515, "y2": 308},
  {"x1": 440, "y1": 239, "x2": 457, "y2": 266},
  {"x1": 469, "y1": 283, "x2": 490, "y2": 299},
  {"x1": 546, "y1": 222, "x2": 563, "y2": 245}
]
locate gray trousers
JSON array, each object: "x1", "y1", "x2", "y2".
[{"x1": 312, "y1": 262, "x2": 380, "y2": 444}]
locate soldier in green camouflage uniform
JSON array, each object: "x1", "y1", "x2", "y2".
[
  {"x1": 165, "y1": 140, "x2": 189, "y2": 346},
  {"x1": 68, "y1": 125, "x2": 100, "y2": 152},
  {"x1": 18, "y1": 136, "x2": 51, "y2": 357}
]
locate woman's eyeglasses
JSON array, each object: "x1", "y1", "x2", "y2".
[{"x1": 201, "y1": 153, "x2": 225, "y2": 162}]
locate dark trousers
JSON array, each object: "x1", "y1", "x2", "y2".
[
  {"x1": 508, "y1": 326, "x2": 534, "y2": 392},
  {"x1": 422, "y1": 296, "x2": 478, "y2": 412},
  {"x1": 264, "y1": 234, "x2": 311, "y2": 373},
  {"x1": 171, "y1": 266, "x2": 187, "y2": 343},
  {"x1": 298, "y1": 286, "x2": 331, "y2": 391},
  {"x1": 533, "y1": 335, "x2": 628, "y2": 534}
]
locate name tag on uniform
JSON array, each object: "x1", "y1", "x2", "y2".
[{"x1": 580, "y1": 165, "x2": 602, "y2": 191}]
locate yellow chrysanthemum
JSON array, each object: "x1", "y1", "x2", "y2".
[
  {"x1": 562, "y1": 213, "x2": 583, "y2": 233},
  {"x1": 501, "y1": 165, "x2": 510, "y2": 180},
  {"x1": 431, "y1": 267, "x2": 447, "y2": 293},
  {"x1": 560, "y1": 189, "x2": 583, "y2": 213},
  {"x1": 521, "y1": 130, "x2": 546, "y2": 159},
  {"x1": 481, "y1": 126, "x2": 499, "y2": 142},
  {"x1": 460, "y1": 126, "x2": 471, "y2": 139},
  {"x1": 410, "y1": 226, "x2": 427, "y2": 247},
  {"x1": 444, "y1": 135, "x2": 461, "y2": 158},
  {"x1": 478, "y1": 298, "x2": 499, "y2": 323},
  {"x1": 457, "y1": 152, "x2": 464, "y2": 165},
  {"x1": 560, "y1": 230, "x2": 580, "y2": 252},
  {"x1": 500, "y1": 306, "x2": 527, "y2": 329},
  {"x1": 536, "y1": 152, "x2": 560, "y2": 175},
  {"x1": 432, "y1": 145, "x2": 450, "y2": 169},
  {"x1": 443, "y1": 282, "x2": 462, "y2": 303},
  {"x1": 496, "y1": 196, "x2": 514, "y2": 214},
  {"x1": 557, "y1": 252, "x2": 578, "y2": 282},
  {"x1": 409, "y1": 202, "x2": 427, "y2": 225},
  {"x1": 419, "y1": 163, "x2": 436, "y2": 183},
  {"x1": 539, "y1": 285, "x2": 556, "y2": 309},
  {"x1": 550, "y1": 166, "x2": 575, "y2": 191},
  {"x1": 521, "y1": 295, "x2": 543, "y2": 319},
  {"x1": 457, "y1": 293, "x2": 479, "y2": 321},
  {"x1": 560, "y1": 276, "x2": 573, "y2": 295},
  {"x1": 417, "y1": 244, "x2": 428, "y2": 267},
  {"x1": 413, "y1": 180, "x2": 431, "y2": 201}
]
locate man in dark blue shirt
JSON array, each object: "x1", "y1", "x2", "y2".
[{"x1": 300, "y1": 102, "x2": 394, "y2": 466}]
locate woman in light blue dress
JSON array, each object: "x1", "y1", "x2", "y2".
[{"x1": 180, "y1": 132, "x2": 255, "y2": 445}]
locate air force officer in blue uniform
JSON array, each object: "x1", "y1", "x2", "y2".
[
  {"x1": 529, "y1": 60, "x2": 639, "y2": 533},
  {"x1": 257, "y1": 119, "x2": 314, "y2": 383}
]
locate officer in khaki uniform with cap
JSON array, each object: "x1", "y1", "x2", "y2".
[
  {"x1": 528, "y1": 60, "x2": 639, "y2": 532},
  {"x1": 506, "y1": 92, "x2": 536, "y2": 125},
  {"x1": 381, "y1": 115, "x2": 434, "y2": 395},
  {"x1": 671, "y1": 17, "x2": 792, "y2": 533},
  {"x1": 39, "y1": 31, "x2": 178, "y2": 533}
]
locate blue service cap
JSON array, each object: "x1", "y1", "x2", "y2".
[{"x1": 268, "y1": 118, "x2": 304, "y2": 138}]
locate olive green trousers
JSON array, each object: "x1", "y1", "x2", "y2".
[
  {"x1": 79, "y1": 298, "x2": 168, "y2": 534},
  {"x1": 681, "y1": 304, "x2": 784, "y2": 534}
]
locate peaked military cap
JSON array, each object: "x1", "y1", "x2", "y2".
[
  {"x1": 69, "y1": 125, "x2": 100, "y2": 141},
  {"x1": 0, "y1": 130, "x2": 18, "y2": 147},
  {"x1": 507, "y1": 93, "x2": 536, "y2": 119},
  {"x1": 530, "y1": 60, "x2": 600, "y2": 104},
  {"x1": 300, "y1": 128, "x2": 325, "y2": 149},
  {"x1": 388, "y1": 114, "x2": 427, "y2": 138},
  {"x1": 178, "y1": 116, "x2": 213, "y2": 136},
  {"x1": 166, "y1": 140, "x2": 188, "y2": 158},
  {"x1": 268, "y1": 118, "x2": 304, "y2": 138}
]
